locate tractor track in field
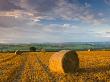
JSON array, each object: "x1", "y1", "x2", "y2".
[
  {"x1": 25, "y1": 61, "x2": 38, "y2": 82},
  {"x1": 17, "y1": 53, "x2": 40, "y2": 82},
  {"x1": 5, "y1": 54, "x2": 27, "y2": 82},
  {"x1": 27, "y1": 63, "x2": 36, "y2": 82},
  {"x1": 20, "y1": 53, "x2": 37, "y2": 82},
  {"x1": 36, "y1": 55, "x2": 57, "y2": 82}
]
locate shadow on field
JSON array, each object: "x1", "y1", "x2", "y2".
[{"x1": 78, "y1": 65, "x2": 110, "y2": 73}]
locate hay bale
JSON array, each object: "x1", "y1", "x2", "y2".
[
  {"x1": 88, "y1": 49, "x2": 91, "y2": 51},
  {"x1": 49, "y1": 50, "x2": 79, "y2": 73},
  {"x1": 41, "y1": 48, "x2": 46, "y2": 52},
  {"x1": 41, "y1": 48, "x2": 46, "y2": 55},
  {"x1": 15, "y1": 50, "x2": 23, "y2": 55}
]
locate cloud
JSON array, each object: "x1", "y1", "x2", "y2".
[
  {"x1": 106, "y1": 32, "x2": 110, "y2": 34},
  {"x1": 0, "y1": 0, "x2": 22, "y2": 11},
  {"x1": 0, "y1": 24, "x2": 65, "y2": 43},
  {"x1": 7, "y1": 0, "x2": 105, "y2": 25},
  {"x1": 0, "y1": 0, "x2": 109, "y2": 43},
  {"x1": 0, "y1": 10, "x2": 42, "y2": 28},
  {"x1": 0, "y1": 23, "x2": 99, "y2": 43},
  {"x1": 10, "y1": 0, "x2": 58, "y2": 12},
  {"x1": 0, "y1": 16, "x2": 29, "y2": 28},
  {"x1": 0, "y1": 0, "x2": 106, "y2": 29},
  {"x1": 0, "y1": 22, "x2": 110, "y2": 43},
  {"x1": 52, "y1": 1, "x2": 104, "y2": 25},
  {"x1": 104, "y1": 0, "x2": 110, "y2": 5}
]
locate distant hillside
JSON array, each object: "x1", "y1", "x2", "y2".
[{"x1": 0, "y1": 42, "x2": 110, "y2": 51}]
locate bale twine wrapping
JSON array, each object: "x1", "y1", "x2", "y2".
[
  {"x1": 49, "y1": 50, "x2": 79, "y2": 73},
  {"x1": 15, "y1": 50, "x2": 23, "y2": 55}
]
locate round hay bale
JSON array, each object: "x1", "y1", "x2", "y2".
[
  {"x1": 41, "y1": 48, "x2": 46, "y2": 52},
  {"x1": 41, "y1": 48, "x2": 46, "y2": 55},
  {"x1": 15, "y1": 50, "x2": 23, "y2": 55},
  {"x1": 49, "y1": 50, "x2": 79, "y2": 73},
  {"x1": 88, "y1": 49, "x2": 91, "y2": 51}
]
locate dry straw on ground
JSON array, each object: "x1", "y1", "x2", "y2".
[
  {"x1": 15, "y1": 50, "x2": 23, "y2": 55},
  {"x1": 49, "y1": 50, "x2": 79, "y2": 73}
]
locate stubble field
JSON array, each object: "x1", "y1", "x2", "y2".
[{"x1": 0, "y1": 51, "x2": 110, "y2": 82}]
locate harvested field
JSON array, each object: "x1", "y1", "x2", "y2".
[{"x1": 0, "y1": 51, "x2": 110, "y2": 82}]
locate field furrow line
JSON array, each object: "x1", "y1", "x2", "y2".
[
  {"x1": 11, "y1": 54, "x2": 27, "y2": 82},
  {"x1": 4, "y1": 53, "x2": 27, "y2": 82},
  {"x1": 19, "y1": 53, "x2": 37, "y2": 82},
  {"x1": 36, "y1": 55, "x2": 57, "y2": 82}
]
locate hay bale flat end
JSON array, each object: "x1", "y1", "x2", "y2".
[{"x1": 49, "y1": 50, "x2": 79, "y2": 74}]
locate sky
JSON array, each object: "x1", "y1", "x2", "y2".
[{"x1": 0, "y1": 0, "x2": 110, "y2": 43}]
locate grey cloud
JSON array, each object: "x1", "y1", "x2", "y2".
[
  {"x1": 106, "y1": 32, "x2": 110, "y2": 34},
  {"x1": 0, "y1": 22, "x2": 109, "y2": 43},
  {"x1": 56, "y1": 0, "x2": 105, "y2": 25},
  {"x1": 11, "y1": 0, "x2": 103, "y2": 23},
  {"x1": 0, "y1": 0, "x2": 106, "y2": 29},
  {"x1": 0, "y1": 0, "x2": 22, "y2": 11},
  {"x1": 11, "y1": 0, "x2": 58, "y2": 12},
  {"x1": 104, "y1": 0, "x2": 110, "y2": 5},
  {"x1": 0, "y1": 16, "x2": 31, "y2": 28},
  {"x1": 0, "y1": 25, "x2": 64, "y2": 43},
  {"x1": 27, "y1": 0, "x2": 58, "y2": 12}
]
